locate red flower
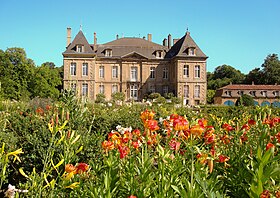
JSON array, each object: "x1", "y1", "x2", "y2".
[
  {"x1": 217, "y1": 155, "x2": 229, "y2": 163},
  {"x1": 76, "y1": 163, "x2": 89, "y2": 173},
  {"x1": 145, "y1": 119, "x2": 160, "y2": 131},
  {"x1": 169, "y1": 139, "x2": 181, "y2": 151},
  {"x1": 118, "y1": 144, "x2": 130, "y2": 159},
  {"x1": 131, "y1": 141, "x2": 140, "y2": 149},
  {"x1": 266, "y1": 143, "x2": 275, "y2": 151},
  {"x1": 128, "y1": 196, "x2": 137, "y2": 198},
  {"x1": 102, "y1": 140, "x2": 114, "y2": 151},
  {"x1": 132, "y1": 129, "x2": 141, "y2": 137},
  {"x1": 241, "y1": 124, "x2": 250, "y2": 131},
  {"x1": 260, "y1": 190, "x2": 270, "y2": 198},
  {"x1": 240, "y1": 132, "x2": 248, "y2": 143},
  {"x1": 248, "y1": 119, "x2": 256, "y2": 125},
  {"x1": 222, "y1": 123, "x2": 234, "y2": 131},
  {"x1": 122, "y1": 131, "x2": 132, "y2": 143},
  {"x1": 140, "y1": 109, "x2": 155, "y2": 121},
  {"x1": 46, "y1": 105, "x2": 51, "y2": 111},
  {"x1": 65, "y1": 164, "x2": 76, "y2": 173},
  {"x1": 220, "y1": 135, "x2": 232, "y2": 144},
  {"x1": 190, "y1": 125, "x2": 204, "y2": 136}
]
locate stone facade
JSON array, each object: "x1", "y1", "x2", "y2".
[
  {"x1": 63, "y1": 28, "x2": 208, "y2": 105},
  {"x1": 214, "y1": 84, "x2": 280, "y2": 106}
]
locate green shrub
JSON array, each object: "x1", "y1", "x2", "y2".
[{"x1": 235, "y1": 94, "x2": 255, "y2": 106}]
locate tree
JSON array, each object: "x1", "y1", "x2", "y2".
[
  {"x1": 261, "y1": 54, "x2": 280, "y2": 84},
  {"x1": 244, "y1": 68, "x2": 263, "y2": 84},
  {"x1": 29, "y1": 62, "x2": 62, "y2": 99},
  {"x1": 111, "y1": 92, "x2": 125, "y2": 102},
  {"x1": 0, "y1": 48, "x2": 35, "y2": 100},
  {"x1": 213, "y1": 65, "x2": 245, "y2": 84},
  {"x1": 235, "y1": 94, "x2": 255, "y2": 106},
  {"x1": 207, "y1": 90, "x2": 216, "y2": 104}
]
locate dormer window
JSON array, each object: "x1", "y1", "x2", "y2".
[
  {"x1": 273, "y1": 91, "x2": 279, "y2": 97},
  {"x1": 261, "y1": 91, "x2": 267, "y2": 97},
  {"x1": 187, "y1": 47, "x2": 195, "y2": 56},
  {"x1": 249, "y1": 91, "x2": 256, "y2": 97},
  {"x1": 105, "y1": 49, "x2": 112, "y2": 57},
  {"x1": 225, "y1": 91, "x2": 232, "y2": 97},
  {"x1": 155, "y1": 50, "x2": 163, "y2": 59},
  {"x1": 76, "y1": 45, "x2": 83, "y2": 53},
  {"x1": 237, "y1": 90, "x2": 244, "y2": 95}
]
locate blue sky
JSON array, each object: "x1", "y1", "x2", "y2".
[{"x1": 1, "y1": 0, "x2": 279, "y2": 74}]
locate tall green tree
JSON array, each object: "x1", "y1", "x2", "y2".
[
  {"x1": 244, "y1": 68, "x2": 263, "y2": 84},
  {"x1": 213, "y1": 64, "x2": 245, "y2": 83},
  {"x1": 29, "y1": 62, "x2": 62, "y2": 99},
  {"x1": 261, "y1": 54, "x2": 280, "y2": 84},
  {"x1": 0, "y1": 48, "x2": 35, "y2": 100}
]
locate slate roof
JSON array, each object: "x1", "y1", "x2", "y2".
[
  {"x1": 63, "y1": 30, "x2": 94, "y2": 54},
  {"x1": 63, "y1": 30, "x2": 207, "y2": 60},
  {"x1": 94, "y1": 37, "x2": 168, "y2": 59},
  {"x1": 166, "y1": 32, "x2": 207, "y2": 59}
]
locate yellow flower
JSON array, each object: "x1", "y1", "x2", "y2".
[
  {"x1": 64, "y1": 182, "x2": 80, "y2": 189},
  {"x1": 6, "y1": 148, "x2": 24, "y2": 162},
  {"x1": 63, "y1": 171, "x2": 75, "y2": 180}
]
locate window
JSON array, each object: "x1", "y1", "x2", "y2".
[
  {"x1": 105, "y1": 49, "x2": 112, "y2": 57},
  {"x1": 194, "y1": 85, "x2": 200, "y2": 98},
  {"x1": 112, "y1": 85, "x2": 118, "y2": 94},
  {"x1": 225, "y1": 91, "x2": 232, "y2": 97},
  {"x1": 195, "y1": 100, "x2": 200, "y2": 105},
  {"x1": 183, "y1": 65, "x2": 189, "y2": 78},
  {"x1": 261, "y1": 91, "x2": 267, "y2": 97},
  {"x1": 184, "y1": 85, "x2": 189, "y2": 98},
  {"x1": 82, "y1": 63, "x2": 88, "y2": 76},
  {"x1": 163, "y1": 68, "x2": 168, "y2": 79},
  {"x1": 70, "y1": 83, "x2": 76, "y2": 92},
  {"x1": 82, "y1": 83, "x2": 88, "y2": 96},
  {"x1": 163, "y1": 85, "x2": 168, "y2": 94},
  {"x1": 156, "y1": 51, "x2": 163, "y2": 58},
  {"x1": 149, "y1": 85, "x2": 155, "y2": 93},
  {"x1": 273, "y1": 91, "x2": 279, "y2": 97},
  {"x1": 131, "y1": 67, "x2": 137, "y2": 81},
  {"x1": 237, "y1": 90, "x2": 244, "y2": 96},
  {"x1": 112, "y1": 66, "x2": 118, "y2": 78},
  {"x1": 99, "y1": 66, "x2": 104, "y2": 78},
  {"x1": 188, "y1": 47, "x2": 195, "y2": 56},
  {"x1": 130, "y1": 84, "x2": 138, "y2": 100},
  {"x1": 195, "y1": 65, "x2": 200, "y2": 78},
  {"x1": 150, "y1": 67, "x2": 155, "y2": 79},
  {"x1": 99, "y1": 85, "x2": 104, "y2": 94},
  {"x1": 77, "y1": 45, "x2": 83, "y2": 53},
  {"x1": 70, "y1": 62, "x2": 76, "y2": 76},
  {"x1": 249, "y1": 91, "x2": 256, "y2": 97}
]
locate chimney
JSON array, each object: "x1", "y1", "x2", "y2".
[
  {"x1": 148, "y1": 33, "x2": 152, "y2": 42},
  {"x1": 163, "y1": 38, "x2": 167, "y2": 46},
  {"x1": 143, "y1": 36, "x2": 146, "y2": 40},
  {"x1": 168, "y1": 34, "x2": 172, "y2": 49},
  {"x1": 116, "y1": 34, "x2": 119, "y2": 40},
  {"x1": 67, "y1": 27, "x2": 71, "y2": 47},
  {"x1": 94, "y1": 32, "x2": 97, "y2": 45},
  {"x1": 252, "y1": 81, "x2": 254, "y2": 85}
]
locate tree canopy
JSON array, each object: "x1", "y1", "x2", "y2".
[{"x1": 0, "y1": 47, "x2": 62, "y2": 100}]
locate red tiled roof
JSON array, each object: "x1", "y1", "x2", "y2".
[{"x1": 219, "y1": 84, "x2": 280, "y2": 90}]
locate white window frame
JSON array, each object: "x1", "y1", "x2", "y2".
[
  {"x1": 149, "y1": 85, "x2": 156, "y2": 93},
  {"x1": 188, "y1": 47, "x2": 195, "y2": 56},
  {"x1": 82, "y1": 63, "x2": 88, "y2": 76},
  {"x1": 99, "y1": 66, "x2": 104, "y2": 78},
  {"x1": 131, "y1": 67, "x2": 137, "y2": 81},
  {"x1": 112, "y1": 66, "x2": 118, "y2": 78},
  {"x1": 194, "y1": 85, "x2": 200, "y2": 98},
  {"x1": 70, "y1": 62, "x2": 76, "y2": 76},
  {"x1": 99, "y1": 84, "x2": 105, "y2": 94},
  {"x1": 77, "y1": 45, "x2": 83, "y2": 53},
  {"x1": 130, "y1": 84, "x2": 138, "y2": 100},
  {"x1": 82, "y1": 83, "x2": 88, "y2": 96},
  {"x1": 105, "y1": 49, "x2": 112, "y2": 57},
  {"x1": 183, "y1": 65, "x2": 189, "y2": 78},
  {"x1": 150, "y1": 67, "x2": 156, "y2": 79},
  {"x1": 163, "y1": 85, "x2": 168, "y2": 94},
  {"x1": 112, "y1": 84, "x2": 118, "y2": 94},
  {"x1": 184, "y1": 85, "x2": 189, "y2": 98},
  {"x1": 70, "y1": 83, "x2": 77, "y2": 92},
  {"x1": 195, "y1": 65, "x2": 200, "y2": 78}
]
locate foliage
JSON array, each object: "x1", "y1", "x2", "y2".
[
  {"x1": 235, "y1": 94, "x2": 255, "y2": 106},
  {"x1": 207, "y1": 89, "x2": 216, "y2": 104},
  {"x1": 148, "y1": 93, "x2": 161, "y2": 100},
  {"x1": 111, "y1": 92, "x2": 125, "y2": 102},
  {"x1": 261, "y1": 54, "x2": 280, "y2": 84},
  {"x1": 95, "y1": 93, "x2": 106, "y2": 104}
]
